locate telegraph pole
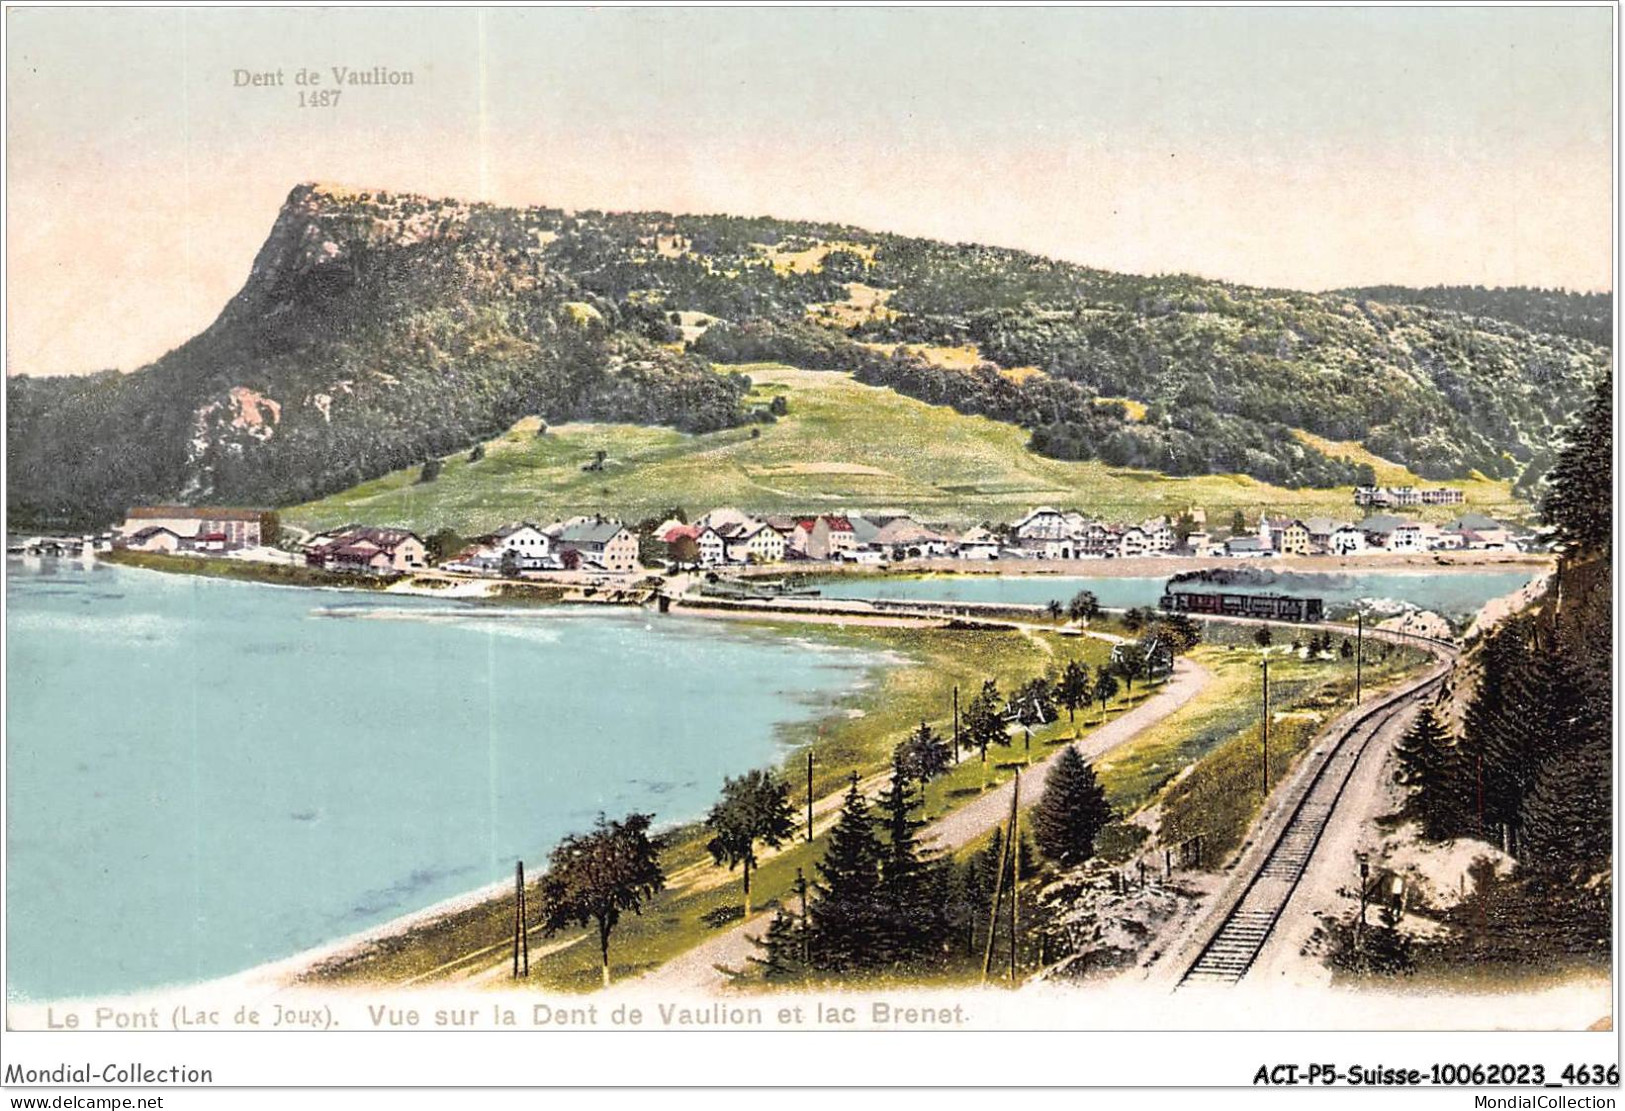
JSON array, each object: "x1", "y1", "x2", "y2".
[
  {"x1": 1354, "y1": 852, "x2": 1371, "y2": 975},
  {"x1": 1261, "y1": 656, "x2": 1271, "y2": 795},
  {"x1": 1009, "y1": 771, "x2": 1021, "y2": 982},
  {"x1": 953, "y1": 685, "x2": 961, "y2": 764},
  {"x1": 796, "y1": 867, "x2": 810, "y2": 967},
  {"x1": 806, "y1": 749, "x2": 815, "y2": 843},
  {"x1": 1355, "y1": 611, "x2": 1364, "y2": 705},
  {"x1": 980, "y1": 805, "x2": 1014, "y2": 983},
  {"x1": 513, "y1": 860, "x2": 529, "y2": 978}
]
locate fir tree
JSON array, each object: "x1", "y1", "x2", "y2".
[
  {"x1": 1393, "y1": 707, "x2": 1469, "y2": 840},
  {"x1": 947, "y1": 857, "x2": 983, "y2": 957},
  {"x1": 807, "y1": 777, "x2": 886, "y2": 971},
  {"x1": 1520, "y1": 730, "x2": 1611, "y2": 873},
  {"x1": 1542, "y1": 373, "x2": 1612, "y2": 557},
  {"x1": 1032, "y1": 746, "x2": 1113, "y2": 866},
  {"x1": 1490, "y1": 626, "x2": 1584, "y2": 851},
  {"x1": 748, "y1": 907, "x2": 806, "y2": 981},
  {"x1": 958, "y1": 828, "x2": 1005, "y2": 957},
  {"x1": 875, "y1": 769, "x2": 949, "y2": 963},
  {"x1": 1462, "y1": 618, "x2": 1531, "y2": 844},
  {"x1": 1513, "y1": 621, "x2": 1610, "y2": 869}
]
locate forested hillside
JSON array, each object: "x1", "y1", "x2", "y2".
[
  {"x1": 1339, "y1": 285, "x2": 1611, "y2": 347},
  {"x1": 538, "y1": 209, "x2": 1608, "y2": 487},
  {"x1": 1391, "y1": 378, "x2": 1611, "y2": 972},
  {"x1": 6, "y1": 183, "x2": 1610, "y2": 528}
]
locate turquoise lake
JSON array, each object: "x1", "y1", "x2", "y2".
[
  {"x1": 813, "y1": 568, "x2": 1541, "y2": 620},
  {"x1": 5, "y1": 559, "x2": 876, "y2": 1000}
]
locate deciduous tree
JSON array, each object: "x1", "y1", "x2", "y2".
[
  {"x1": 1067, "y1": 590, "x2": 1101, "y2": 622},
  {"x1": 964, "y1": 679, "x2": 1009, "y2": 763},
  {"x1": 536, "y1": 812, "x2": 666, "y2": 988},
  {"x1": 704, "y1": 769, "x2": 797, "y2": 917},
  {"x1": 1057, "y1": 660, "x2": 1092, "y2": 722},
  {"x1": 893, "y1": 721, "x2": 951, "y2": 785},
  {"x1": 1093, "y1": 670, "x2": 1119, "y2": 720}
]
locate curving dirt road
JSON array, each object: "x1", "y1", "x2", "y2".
[{"x1": 627, "y1": 654, "x2": 1212, "y2": 994}]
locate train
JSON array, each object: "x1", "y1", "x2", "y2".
[{"x1": 1158, "y1": 589, "x2": 1325, "y2": 623}]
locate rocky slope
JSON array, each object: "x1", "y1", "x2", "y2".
[{"x1": 7, "y1": 184, "x2": 746, "y2": 528}]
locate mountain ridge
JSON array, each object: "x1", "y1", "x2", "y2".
[{"x1": 6, "y1": 182, "x2": 1609, "y2": 529}]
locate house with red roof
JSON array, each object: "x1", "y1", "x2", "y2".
[
  {"x1": 304, "y1": 525, "x2": 428, "y2": 575},
  {"x1": 807, "y1": 516, "x2": 858, "y2": 560}
]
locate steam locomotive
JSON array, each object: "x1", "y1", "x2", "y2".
[{"x1": 1158, "y1": 589, "x2": 1325, "y2": 623}]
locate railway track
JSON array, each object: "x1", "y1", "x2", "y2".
[{"x1": 1176, "y1": 637, "x2": 1457, "y2": 988}]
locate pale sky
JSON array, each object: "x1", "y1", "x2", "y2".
[{"x1": 5, "y1": 6, "x2": 1614, "y2": 377}]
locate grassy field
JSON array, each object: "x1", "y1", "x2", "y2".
[
  {"x1": 306, "y1": 619, "x2": 1121, "y2": 991},
  {"x1": 285, "y1": 364, "x2": 1526, "y2": 536},
  {"x1": 1291, "y1": 429, "x2": 1524, "y2": 520}
]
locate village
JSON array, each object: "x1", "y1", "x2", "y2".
[{"x1": 57, "y1": 481, "x2": 1538, "y2": 583}]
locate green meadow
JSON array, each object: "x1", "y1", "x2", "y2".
[{"x1": 286, "y1": 365, "x2": 1526, "y2": 536}]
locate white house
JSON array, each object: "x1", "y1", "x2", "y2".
[
  {"x1": 492, "y1": 523, "x2": 553, "y2": 569},
  {"x1": 660, "y1": 524, "x2": 728, "y2": 567},
  {"x1": 1013, "y1": 506, "x2": 1071, "y2": 542},
  {"x1": 1440, "y1": 513, "x2": 1513, "y2": 550},
  {"x1": 1117, "y1": 527, "x2": 1152, "y2": 558},
  {"x1": 721, "y1": 522, "x2": 786, "y2": 564},
  {"x1": 551, "y1": 519, "x2": 639, "y2": 573},
  {"x1": 1357, "y1": 514, "x2": 1408, "y2": 548},
  {"x1": 954, "y1": 526, "x2": 1002, "y2": 560},
  {"x1": 873, "y1": 518, "x2": 953, "y2": 558},
  {"x1": 1139, "y1": 517, "x2": 1176, "y2": 553},
  {"x1": 1388, "y1": 522, "x2": 1430, "y2": 553},
  {"x1": 1329, "y1": 524, "x2": 1366, "y2": 556},
  {"x1": 118, "y1": 506, "x2": 270, "y2": 550},
  {"x1": 1225, "y1": 536, "x2": 1272, "y2": 558},
  {"x1": 124, "y1": 525, "x2": 185, "y2": 553}
]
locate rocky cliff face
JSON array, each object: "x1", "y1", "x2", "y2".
[{"x1": 6, "y1": 183, "x2": 745, "y2": 528}]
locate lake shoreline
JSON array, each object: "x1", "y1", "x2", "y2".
[
  {"x1": 4, "y1": 557, "x2": 901, "y2": 1001},
  {"x1": 275, "y1": 617, "x2": 1007, "y2": 991}
]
